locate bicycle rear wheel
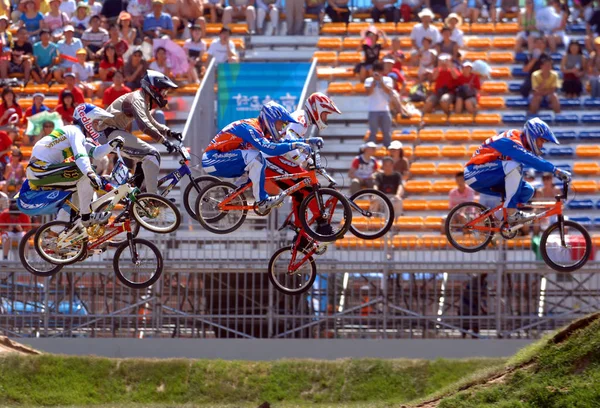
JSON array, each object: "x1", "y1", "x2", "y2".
[
  {"x1": 131, "y1": 193, "x2": 181, "y2": 234},
  {"x1": 34, "y1": 221, "x2": 87, "y2": 265},
  {"x1": 113, "y1": 238, "x2": 163, "y2": 289},
  {"x1": 349, "y1": 189, "x2": 395, "y2": 240},
  {"x1": 540, "y1": 220, "x2": 592, "y2": 273},
  {"x1": 445, "y1": 202, "x2": 495, "y2": 253},
  {"x1": 19, "y1": 228, "x2": 63, "y2": 277},
  {"x1": 182, "y1": 175, "x2": 221, "y2": 219},
  {"x1": 268, "y1": 246, "x2": 317, "y2": 295},
  {"x1": 195, "y1": 181, "x2": 248, "y2": 234}
]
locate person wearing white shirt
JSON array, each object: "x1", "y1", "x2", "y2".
[
  {"x1": 364, "y1": 61, "x2": 393, "y2": 148},
  {"x1": 59, "y1": 0, "x2": 77, "y2": 18},
  {"x1": 255, "y1": 0, "x2": 280, "y2": 35},
  {"x1": 410, "y1": 8, "x2": 441, "y2": 48},
  {"x1": 207, "y1": 26, "x2": 238, "y2": 64},
  {"x1": 444, "y1": 12, "x2": 464, "y2": 47}
]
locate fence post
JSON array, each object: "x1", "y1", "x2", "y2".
[
  {"x1": 495, "y1": 242, "x2": 506, "y2": 338},
  {"x1": 382, "y1": 237, "x2": 389, "y2": 338}
]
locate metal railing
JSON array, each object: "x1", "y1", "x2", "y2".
[{"x1": 1, "y1": 213, "x2": 598, "y2": 340}]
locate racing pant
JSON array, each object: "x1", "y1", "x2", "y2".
[
  {"x1": 464, "y1": 160, "x2": 535, "y2": 209},
  {"x1": 26, "y1": 160, "x2": 93, "y2": 216},
  {"x1": 104, "y1": 130, "x2": 161, "y2": 194},
  {"x1": 202, "y1": 149, "x2": 269, "y2": 202}
]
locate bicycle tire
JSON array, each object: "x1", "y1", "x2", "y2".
[
  {"x1": 19, "y1": 228, "x2": 63, "y2": 277},
  {"x1": 182, "y1": 175, "x2": 221, "y2": 219},
  {"x1": 268, "y1": 245, "x2": 317, "y2": 295},
  {"x1": 298, "y1": 188, "x2": 352, "y2": 242},
  {"x1": 348, "y1": 188, "x2": 395, "y2": 240},
  {"x1": 540, "y1": 220, "x2": 592, "y2": 273},
  {"x1": 131, "y1": 193, "x2": 181, "y2": 234},
  {"x1": 113, "y1": 238, "x2": 163, "y2": 289},
  {"x1": 195, "y1": 181, "x2": 248, "y2": 234},
  {"x1": 445, "y1": 201, "x2": 495, "y2": 253},
  {"x1": 96, "y1": 201, "x2": 141, "y2": 248},
  {"x1": 34, "y1": 221, "x2": 87, "y2": 265}
]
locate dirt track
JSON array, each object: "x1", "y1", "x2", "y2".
[{"x1": 0, "y1": 336, "x2": 40, "y2": 355}]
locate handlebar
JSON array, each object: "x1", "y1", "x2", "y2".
[{"x1": 559, "y1": 180, "x2": 569, "y2": 201}]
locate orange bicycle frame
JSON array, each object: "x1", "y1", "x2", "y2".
[{"x1": 465, "y1": 200, "x2": 563, "y2": 233}]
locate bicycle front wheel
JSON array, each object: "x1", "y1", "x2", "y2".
[
  {"x1": 19, "y1": 228, "x2": 63, "y2": 277},
  {"x1": 298, "y1": 188, "x2": 352, "y2": 242},
  {"x1": 268, "y1": 246, "x2": 317, "y2": 295},
  {"x1": 131, "y1": 193, "x2": 181, "y2": 234},
  {"x1": 540, "y1": 220, "x2": 592, "y2": 273},
  {"x1": 182, "y1": 175, "x2": 221, "y2": 219},
  {"x1": 34, "y1": 221, "x2": 86, "y2": 265},
  {"x1": 349, "y1": 189, "x2": 395, "y2": 240},
  {"x1": 445, "y1": 202, "x2": 495, "y2": 253},
  {"x1": 113, "y1": 238, "x2": 163, "y2": 289},
  {"x1": 195, "y1": 181, "x2": 248, "y2": 234}
]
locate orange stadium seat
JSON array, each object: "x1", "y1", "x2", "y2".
[
  {"x1": 491, "y1": 67, "x2": 511, "y2": 78},
  {"x1": 576, "y1": 145, "x2": 600, "y2": 157},
  {"x1": 317, "y1": 37, "x2": 342, "y2": 49},
  {"x1": 424, "y1": 216, "x2": 443, "y2": 230},
  {"x1": 338, "y1": 51, "x2": 363, "y2": 64},
  {"x1": 404, "y1": 66, "x2": 418, "y2": 78},
  {"x1": 472, "y1": 129, "x2": 497, "y2": 142},
  {"x1": 395, "y1": 216, "x2": 424, "y2": 230},
  {"x1": 448, "y1": 114, "x2": 473, "y2": 125},
  {"x1": 398, "y1": 37, "x2": 412, "y2": 48},
  {"x1": 445, "y1": 129, "x2": 471, "y2": 142},
  {"x1": 404, "y1": 180, "x2": 433, "y2": 193},
  {"x1": 347, "y1": 22, "x2": 370, "y2": 34},
  {"x1": 229, "y1": 24, "x2": 248, "y2": 34},
  {"x1": 312, "y1": 51, "x2": 337, "y2": 64},
  {"x1": 396, "y1": 22, "x2": 417, "y2": 34},
  {"x1": 489, "y1": 52, "x2": 514, "y2": 63},
  {"x1": 421, "y1": 234, "x2": 449, "y2": 249},
  {"x1": 403, "y1": 146, "x2": 413, "y2": 157},
  {"x1": 593, "y1": 235, "x2": 600, "y2": 248},
  {"x1": 205, "y1": 23, "x2": 223, "y2": 34},
  {"x1": 469, "y1": 23, "x2": 495, "y2": 34},
  {"x1": 573, "y1": 162, "x2": 600, "y2": 175},
  {"x1": 392, "y1": 235, "x2": 421, "y2": 249},
  {"x1": 419, "y1": 129, "x2": 445, "y2": 142},
  {"x1": 397, "y1": 114, "x2": 421, "y2": 125},
  {"x1": 493, "y1": 37, "x2": 517, "y2": 48},
  {"x1": 343, "y1": 37, "x2": 362, "y2": 49},
  {"x1": 482, "y1": 82, "x2": 508, "y2": 94},
  {"x1": 321, "y1": 22, "x2": 347, "y2": 34},
  {"x1": 467, "y1": 144, "x2": 480, "y2": 156},
  {"x1": 432, "y1": 180, "x2": 457, "y2": 193},
  {"x1": 403, "y1": 200, "x2": 428, "y2": 211},
  {"x1": 466, "y1": 38, "x2": 491, "y2": 48},
  {"x1": 375, "y1": 147, "x2": 389, "y2": 157},
  {"x1": 415, "y1": 145, "x2": 441, "y2": 158},
  {"x1": 441, "y1": 145, "x2": 467, "y2": 158},
  {"x1": 392, "y1": 129, "x2": 418, "y2": 142},
  {"x1": 19, "y1": 146, "x2": 32, "y2": 158},
  {"x1": 327, "y1": 82, "x2": 354, "y2": 94},
  {"x1": 352, "y1": 217, "x2": 388, "y2": 231},
  {"x1": 437, "y1": 163, "x2": 463, "y2": 175},
  {"x1": 463, "y1": 51, "x2": 488, "y2": 61},
  {"x1": 423, "y1": 114, "x2": 447, "y2": 125},
  {"x1": 428, "y1": 200, "x2": 449, "y2": 210},
  {"x1": 506, "y1": 237, "x2": 531, "y2": 249},
  {"x1": 495, "y1": 23, "x2": 519, "y2": 34},
  {"x1": 354, "y1": 83, "x2": 367, "y2": 94},
  {"x1": 374, "y1": 22, "x2": 396, "y2": 34},
  {"x1": 479, "y1": 96, "x2": 505, "y2": 109},
  {"x1": 475, "y1": 113, "x2": 502, "y2": 125},
  {"x1": 410, "y1": 162, "x2": 436, "y2": 175},
  {"x1": 335, "y1": 237, "x2": 365, "y2": 249},
  {"x1": 571, "y1": 180, "x2": 598, "y2": 194}
]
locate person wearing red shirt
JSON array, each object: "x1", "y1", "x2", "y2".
[
  {"x1": 99, "y1": 44, "x2": 124, "y2": 82},
  {"x1": 423, "y1": 54, "x2": 459, "y2": 114},
  {"x1": 0, "y1": 88, "x2": 24, "y2": 126},
  {"x1": 98, "y1": 24, "x2": 129, "y2": 58},
  {"x1": 0, "y1": 129, "x2": 14, "y2": 166},
  {"x1": 23, "y1": 93, "x2": 51, "y2": 122},
  {"x1": 102, "y1": 71, "x2": 132, "y2": 108},
  {"x1": 455, "y1": 61, "x2": 482, "y2": 114},
  {"x1": 54, "y1": 90, "x2": 76, "y2": 124},
  {"x1": 0, "y1": 201, "x2": 31, "y2": 261},
  {"x1": 59, "y1": 73, "x2": 86, "y2": 106}
]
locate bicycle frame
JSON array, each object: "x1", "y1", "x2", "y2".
[{"x1": 287, "y1": 229, "x2": 318, "y2": 273}]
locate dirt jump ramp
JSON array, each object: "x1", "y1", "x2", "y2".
[{"x1": 0, "y1": 336, "x2": 41, "y2": 355}]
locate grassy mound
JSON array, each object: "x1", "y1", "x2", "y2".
[
  {"x1": 411, "y1": 313, "x2": 600, "y2": 408},
  {"x1": 0, "y1": 355, "x2": 501, "y2": 406}
]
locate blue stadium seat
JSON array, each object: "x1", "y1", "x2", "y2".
[
  {"x1": 506, "y1": 98, "x2": 529, "y2": 108},
  {"x1": 594, "y1": 218, "x2": 600, "y2": 228},
  {"x1": 582, "y1": 115, "x2": 600, "y2": 124},
  {"x1": 559, "y1": 98, "x2": 581, "y2": 108},
  {"x1": 554, "y1": 130, "x2": 577, "y2": 141},
  {"x1": 509, "y1": 83, "x2": 521, "y2": 93},
  {"x1": 570, "y1": 216, "x2": 593, "y2": 227},
  {"x1": 568, "y1": 199, "x2": 594, "y2": 210},
  {"x1": 532, "y1": 113, "x2": 553, "y2": 122},
  {"x1": 583, "y1": 99, "x2": 600, "y2": 108},
  {"x1": 515, "y1": 53, "x2": 527, "y2": 63},
  {"x1": 579, "y1": 131, "x2": 600, "y2": 140},
  {"x1": 512, "y1": 67, "x2": 526, "y2": 77},
  {"x1": 568, "y1": 23, "x2": 587, "y2": 33},
  {"x1": 503, "y1": 114, "x2": 527, "y2": 123},
  {"x1": 550, "y1": 53, "x2": 564, "y2": 62},
  {"x1": 554, "y1": 114, "x2": 579, "y2": 124},
  {"x1": 547, "y1": 147, "x2": 574, "y2": 156}
]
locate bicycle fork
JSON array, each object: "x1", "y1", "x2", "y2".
[{"x1": 127, "y1": 232, "x2": 141, "y2": 266}]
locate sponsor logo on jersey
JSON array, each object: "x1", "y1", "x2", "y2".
[
  {"x1": 47, "y1": 191, "x2": 60, "y2": 200},
  {"x1": 75, "y1": 105, "x2": 101, "y2": 141}
]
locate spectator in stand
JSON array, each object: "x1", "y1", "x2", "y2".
[
  {"x1": 59, "y1": 72, "x2": 85, "y2": 104},
  {"x1": 82, "y1": 14, "x2": 109, "y2": 55},
  {"x1": 123, "y1": 48, "x2": 148, "y2": 89},
  {"x1": 325, "y1": 0, "x2": 349, "y2": 24},
  {"x1": 388, "y1": 140, "x2": 409, "y2": 177},
  {"x1": 515, "y1": 0, "x2": 537, "y2": 53},
  {"x1": 44, "y1": 0, "x2": 70, "y2": 36},
  {"x1": 54, "y1": 89, "x2": 75, "y2": 123},
  {"x1": 590, "y1": 37, "x2": 600, "y2": 98},
  {"x1": 468, "y1": 0, "x2": 496, "y2": 23},
  {"x1": 87, "y1": 0, "x2": 102, "y2": 16},
  {"x1": 143, "y1": 0, "x2": 175, "y2": 39},
  {"x1": 529, "y1": 56, "x2": 560, "y2": 114},
  {"x1": 587, "y1": 6, "x2": 600, "y2": 52},
  {"x1": 561, "y1": 40, "x2": 587, "y2": 98},
  {"x1": 56, "y1": 25, "x2": 83, "y2": 80},
  {"x1": 444, "y1": 12, "x2": 463, "y2": 48},
  {"x1": 207, "y1": 26, "x2": 238, "y2": 64},
  {"x1": 31, "y1": 29, "x2": 59, "y2": 84},
  {"x1": 99, "y1": 24, "x2": 129, "y2": 58},
  {"x1": 371, "y1": 0, "x2": 396, "y2": 23},
  {"x1": 29, "y1": 120, "x2": 54, "y2": 144},
  {"x1": 0, "y1": 191, "x2": 7, "y2": 212},
  {"x1": 415, "y1": 36, "x2": 437, "y2": 83},
  {"x1": 19, "y1": 0, "x2": 44, "y2": 39},
  {"x1": 384, "y1": 37, "x2": 404, "y2": 73},
  {"x1": 223, "y1": 0, "x2": 256, "y2": 34},
  {"x1": 0, "y1": 28, "x2": 32, "y2": 84},
  {"x1": 449, "y1": 171, "x2": 475, "y2": 209},
  {"x1": 436, "y1": 25, "x2": 459, "y2": 64},
  {"x1": 71, "y1": 1, "x2": 90, "y2": 36},
  {"x1": 0, "y1": 147, "x2": 25, "y2": 195},
  {"x1": 0, "y1": 16, "x2": 12, "y2": 51},
  {"x1": 349, "y1": 141, "x2": 379, "y2": 194},
  {"x1": 375, "y1": 156, "x2": 403, "y2": 216},
  {"x1": 184, "y1": 20, "x2": 205, "y2": 81},
  {"x1": 285, "y1": 0, "x2": 303, "y2": 35},
  {"x1": 355, "y1": 26, "x2": 388, "y2": 82},
  {"x1": 383, "y1": 57, "x2": 404, "y2": 93},
  {"x1": 204, "y1": 0, "x2": 225, "y2": 23},
  {"x1": 519, "y1": 37, "x2": 549, "y2": 98},
  {"x1": 410, "y1": 9, "x2": 440, "y2": 49},
  {"x1": 0, "y1": 88, "x2": 23, "y2": 126},
  {"x1": 498, "y1": 0, "x2": 520, "y2": 21},
  {"x1": 117, "y1": 12, "x2": 137, "y2": 46},
  {"x1": 59, "y1": 0, "x2": 76, "y2": 17},
  {"x1": 148, "y1": 46, "x2": 172, "y2": 76},
  {"x1": 0, "y1": 200, "x2": 31, "y2": 260},
  {"x1": 102, "y1": 70, "x2": 131, "y2": 107},
  {"x1": 101, "y1": 0, "x2": 126, "y2": 23},
  {"x1": 423, "y1": 53, "x2": 458, "y2": 115},
  {"x1": 536, "y1": 0, "x2": 568, "y2": 53},
  {"x1": 71, "y1": 48, "x2": 95, "y2": 97},
  {"x1": 455, "y1": 61, "x2": 481, "y2": 114},
  {"x1": 424, "y1": 0, "x2": 458, "y2": 19},
  {"x1": 23, "y1": 92, "x2": 49, "y2": 121},
  {"x1": 171, "y1": 0, "x2": 204, "y2": 37},
  {"x1": 0, "y1": 128, "x2": 14, "y2": 173},
  {"x1": 399, "y1": 0, "x2": 420, "y2": 22},
  {"x1": 365, "y1": 61, "x2": 394, "y2": 148},
  {"x1": 256, "y1": 0, "x2": 281, "y2": 34}
]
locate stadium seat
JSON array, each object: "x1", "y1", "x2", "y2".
[
  {"x1": 567, "y1": 199, "x2": 594, "y2": 210},
  {"x1": 205, "y1": 23, "x2": 223, "y2": 34},
  {"x1": 579, "y1": 131, "x2": 600, "y2": 140},
  {"x1": 445, "y1": 129, "x2": 471, "y2": 142},
  {"x1": 342, "y1": 37, "x2": 362, "y2": 49},
  {"x1": 555, "y1": 114, "x2": 579, "y2": 124},
  {"x1": 491, "y1": 67, "x2": 511, "y2": 78},
  {"x1": 415, "y1": 145, "x2": 441, "y2": 157},
  {"x1": 475, "y1": 114, "x2": 502, "y2": 125},
  {"x1": 19, "y1": 146, "x2": 32, "y2": 158},
  {"x1": 403, "y1": 200, "x2": 428, "y2": 211},
  {"x1": 335, "y1": 237, "x2": 367, "y2": 249},
  {"x1": 466, "y1": 38, "x2": 491, "y2": 48},
  {"x1": 347, "y1": 22, "x2": 370, "y2": 34},
  {"x1": 229, "y1": 23, "x2": 249, "y2": 34},
  {"x1": 448, "y1": 114, "x2": 473, "y2": 125},
  {"x1": 482, "y1": 82, "x2": 508, "y2": 94},
  {"x1": 409, "y1": 162, "x2": 436, "y2": 175},
  {"x1": 352, "y1": 217, "x2": 388, "y2": 231},
  {"x1": 506, "y1": 237, "x2": 531, "y2": 249},
  {"x1": 554, "y1": 130, "x2": 578, "y2": 141},
  {"x1": 576, "y1": 145, "x2": 600, "y2": 157},
  {"x1": 573, "y1": 162, "x2": 600, "y2": 175},
  {"x1": 463, "y1": 51, "x2": 488, "y2": 61},
  {"x1": 420, "y1": 234, "x2": 449, "y2": 248},
  {"x1": 441, "y1": 145, "x2": 467, "y2": 158},
  {"x1": 321, "y1": 22, "x2": 347, "y2": 34},
  {"x1": 582, "y1": 114, "x2": 600, "y2": 124},
  {"x1": 396, "y1": 115, "x2": 421, "y2": 125},
  {"x1": 492, "y1": 37, "x2": 517, "y2": 48},
  {"x1": 583, "y1": 99, "x2": 600, "y2": 108},
  {"x1": 423, "y1": 216, "x2": 443, "y2": 229},
  {"x1": 569, "y1": 216, "x2": 593, "y2": 227},
  {"x1": 428, "y1": 200, "x2": 449, "y2": 210},
  {"x1": 467, "y1": 145, "x2": 479, "y2": 156},
  {"x1": 327, "y1": 82, "x2": 354, "y2": 94},
  {"x1": 404, "y1": 180, "x2": 433, "y2": 193},
  {"x1": 354, "y1": 83, "x2": 367, "y2": 94},
  {"x1": 396, "y1": 22, "x2": 417, "y2": 34},
  {"x1": 423, "y1": 114, "x2": 447, "y2": 125},
  {"x1": 503, "y1": 113, "x2": 527, "y2": 123},
  {"x1": 572, "y1": 180, "x2": 598, "y2": 194},
  {"x1": 419, "y1": 129, "x2": 445, "y2": 142},
  {"x1": 375, "y1": 147, "x2": 389, "y2": 157},
  {"x1": 374, "y1": 22, "x2": 396, "y2": 34},
  {"x1": 312, "y1": 51, "x2": 337, "y2": 64},
  {"x1": 469, "y1": 23, "x2": 495, "y2": 34},
  {"x1": 392, "y1": 235, "x2": 421, "y2": 249},
  {"x1": 395, "y1": 216, "x2": 424, "y2": 230},
  {"x1": 479, "y1": 96, "x2": 505, "y2": 109},
  {"x1": 559, "y1": 98, "x2": 582, "y2": 108},
  {"x1": 505, "y1": 98, "x2": 529, "y2": 108},
  {"x1": 405, "y1": 66, "x2": 419, "y2": 78},
  {"x1": 472, "y1": 129, "x2": 496, "y2": 142},
  {"x1": 509, "y1": 83, "x2": 521, "y2": 93},
  {"x1": 547, "y1": 147, "x2": 574, "y2": 156},
  {"x1": 489, "y1": 52, "x2": 515, "y2": 63},
  {"x1": 318, "y1": 67, "x2": 355, "y2": 79},
  {"x1": 437, "y1": 163, "x2": 463, "y2": 175},
  {"x1": 338, "y1": 51, "x2": 363, "y2": 64},
  {"x1": 317, "y1": 37, "x2": 342, "y2": 49},
  {"x1": 392, "y1": 129, "x2": 418, "y2": 142},
  {"x1": 432, "y1": 180, "x2": 457, "y2": 193}
]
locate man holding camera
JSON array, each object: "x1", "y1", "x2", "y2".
[{"x1": 365, "y1": 60, "x2": 394, "y2": 148}]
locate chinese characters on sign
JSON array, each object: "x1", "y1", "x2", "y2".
[{"x1": 232, "y1": 93, "x2": 298, "y2": 113}]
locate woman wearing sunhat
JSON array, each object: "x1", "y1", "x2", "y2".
[{"x1": 444, "y1": 12, "x2": 463, "y2": 47}]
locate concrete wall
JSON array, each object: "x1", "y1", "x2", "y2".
[{"x1": 19, "y1": 339, "x2": 533, "y2": 360}]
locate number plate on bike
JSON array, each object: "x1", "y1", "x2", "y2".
[{"x1": 111, "y1": 160, "x2": 130, "y2": 186}]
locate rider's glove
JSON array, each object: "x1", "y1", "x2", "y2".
[
  {"x1": 169, "y1": 130, "x2": 183, "y2": 142},
  {"x1": 554, "y1": 168, "x2": 571, "y2": 182},
  {"x1": 294, "y1": 142, "x2": 312, "y2": 154},
  {"x1": 163, "y1": 139, "x2": 176, "y2": 153},
  {"x1": 87, "y1": 171, "x2": 104, "y2": 191},
  {"x1": 108, "y1": 136, "x2": 124, "y2": 149},
  {"x1": 306, "y1": 137, "x2": 324, "y2": 149}
]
